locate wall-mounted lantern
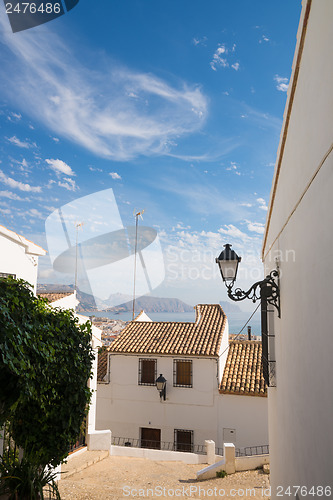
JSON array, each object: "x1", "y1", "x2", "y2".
[
  {"x1": 216, "y1": 243, "x2": 280, "y2": 386},
  {"x1": 156, "y1": 374, "x2": 166, "y2": 401}
]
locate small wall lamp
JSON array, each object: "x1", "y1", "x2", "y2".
[{"x1": 156, "y1": 373, "x2": 166, "y2": 401}]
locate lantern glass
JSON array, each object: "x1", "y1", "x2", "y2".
[
  {"x1": 216, "y1": 244, "x2": 241, "y2": 284},
  {"x1": 156, "y1": 374, "x2": 166, "y2": 391}
]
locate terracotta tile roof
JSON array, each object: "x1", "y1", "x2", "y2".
[
  {"x1": 38, "y1": 292, "x2": 73, "y2": 303},
  {"x1": 220, "y1": 340, "x2": 267, "y2": 397},
  {"x1": 107, "y1": 304, "x2": 226, "y2": 356},
  {"x1": 97, "y1": 350, "x2": 108, "y2": 382}
]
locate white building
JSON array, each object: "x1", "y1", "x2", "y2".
[
  {"x1": 0, "y1": 224, "x2": 45, "y2": 292},
  {"x1": 262, "y1": 0, "x2": 333, "y2": 494},
  {"x1": 96, "y1": 304, "x2": 268, "y2": 454}
]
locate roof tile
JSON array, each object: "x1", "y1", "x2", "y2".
[
  {"x1": 108, "y1": 304, "x2": 226, "y2": 356},
  {"x1": 219, "y1": 340, "x2": 267, "y2": 397}
]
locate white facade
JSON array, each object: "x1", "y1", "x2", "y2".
[
  {"x1": 0, "y1": 224, "x2": 45, "y2": 292},
  {"x1": 262, "y1": 0, "x2": 333, "y2": 493},
  {"x1": 96, "y1": 318, "x2": 268, "y2": 452}
]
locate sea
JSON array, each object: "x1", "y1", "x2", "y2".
[{"x1": 83, "y1": 309, "x2": 262, "y2": 337}]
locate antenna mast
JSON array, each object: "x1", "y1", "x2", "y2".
[
  {"x1": 74, "y1": 222, "x2": 83, "y2": 296},
  {"x1": 132, "y1": 209, "x2": 144, "y2": 320}
]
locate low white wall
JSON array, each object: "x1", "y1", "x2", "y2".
[
  {"x1": 111, "y1": 445, "x2": 207, "y2": 464},
  {"x1": 197, "y1": 444, "x2": 270, "y2": 480},
  {"x1": 87, "y1": 430, "x2": 112, "y2": 452},
  {"x1": 235, "y1": 454, "x2": 269, "y2": 472}
]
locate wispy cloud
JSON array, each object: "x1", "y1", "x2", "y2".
[
  {"x1": 210, "y1": 43, "x2": 240, "y2": 72},
  {"x1": 109, "y1": 172, "x2": 121, "y2": 180},
  {"x1": 210, "y1": 44, "x2": 228, "y2": 71},
  {"x1": 226, "y1": 161, "x2": 241, "y2": 176},
  {"x1": 274, "y1": 75, "x2": 289, "y2": 92},
  {"x1": 257, "y1": 197, "x2": 268, "y2": 211},
  {"x1": 0, "y1": 190, "x2": 25, "y2": 201},
  {"x1": 246, "y1": 220, "x2": 265, "y2": 234},
  {"x1": 259, "y1": 35, "x2": 270, "y2": 44},
  {"x1": 0, "y1": 18, "x2": 207, "y2": 161},
  {"x1": 7, "y1": 112, "x2": 22, "y2": 122},
  {"x1": 58, "y1": 177, "x2": 77, "y2": 191},
  {"x1": 45, "y1": 158, "x2": 75, "y2": 176},
  {"x1": 0, "y1": 170, "x2": 41, "y2": 192},
  {"x1": 192, "y1": 36, "x2": 208, "y2": 47},
  {"x1": 7, "y1": 136, "x2": 35, "y2": 149}
]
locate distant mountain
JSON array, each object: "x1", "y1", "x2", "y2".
[
  {"x1": 37, "y1": 285, "x2": 193, "y2": 313},
  {"x1": 219, "y1": 301, "x2": 242, "y2": 313},
  {"x1": 109, "y1": 296, "x2": 193, "y2": 314}
]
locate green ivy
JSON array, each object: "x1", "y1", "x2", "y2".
[{"x1": 0, "y1": 277, "x2": 94, "y2": 467}]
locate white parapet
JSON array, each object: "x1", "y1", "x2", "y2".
[
  {"x1": 196, "y1": 443, "x2": 235, "y2": 480},
  {"x1": 205, "y1": 440, "x2": 216, "y2": 465},
  {"x1": 87, "y1": 429, "x2": 112, "y2": 453}
]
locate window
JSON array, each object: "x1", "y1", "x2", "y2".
[
  {"x1": 174, "y1": 429, "x2": 193, "y2": 452},
  {"x1": 141, "y1": 427, "x2": 161, "y2": 450},
  {"x1": 138, "y1": 358, "x2": 157, "y2": 385},
  {"x1": 0, "y1": 273, "x2": 16, "y2": 278},
  {"x1": 173, "y1": 359, "x2": 192, "y2": 387}
]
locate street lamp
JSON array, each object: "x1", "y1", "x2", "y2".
[
  {"x1": 216, "y1": 244, "x2": 280, "y2": 317},
  {"x1": 156, "y1": 374, "x2": 166, "y2": 401},
  {"x1": 216, "y1": 244, "x2": 280, "y2": 386}
]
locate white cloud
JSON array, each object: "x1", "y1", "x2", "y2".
[
  {"x1": 58, "y1": 177, "x2": 77, "y2": 191},
  {"x1": 246, "y1": 221, "x2": 265, "y2": 234},
  {"x1": 89, "y1": 166, "x2": 103, "y2": 172},
  {"x1": 0, "y1": 170, "x2": 41, "y2": 192},
  {"x1": 109, "y1": 172, "x2": 121, "y2": 180},
  {"x1": 52, "y1": 137, "x2": 59, "y2": 143},
  {"x1": 210, "y1": 44, "x2": 229, "y2": 71},
  {"x1": 7, "y1": 112, "x2": 22, "y2": 122},
  {"x1": 0, "y1": 190, "x2": 25, "y2": 201},
  {"x1": 27, "y1": 208, "x2": 43, "y2": 219},
  {"x1": 231, "y1": 62, "x2": 240, "y2": 71},
  {"x1": 0, "y1": 19, "x2": 207, "y2": 161},
  {"x1": 192, "y1": 36, "x2": 207, "y2": 47},
  {"x1": 45, "y1": 158, "x2": 75, "y2": 176},
  {"x1": 257, "y1": 197, "x2": 268, "y2": 211},
  {"x1": 259, "y1": 35, "x2": 270, "y2": 44},
  {"x1": 7, "y1": 136, "x2": 34, "y2": 149},
  {"x1": 226, "y1": 161, "x2": 241, "y2": 175},
  {"x1": 274, "y1": 75, "x2": 289, "y2": 92},
  {"x1": 218, "y1": 224, "x2": 250, "y2": 241}
]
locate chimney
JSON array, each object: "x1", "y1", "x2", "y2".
[{"x1": 247, "y1": 326, "x2": 251, "y2": 341}]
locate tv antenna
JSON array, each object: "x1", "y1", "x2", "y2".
[
  {"x1": 132, "y1": 209, "x2": 145, "y2": 320},
  {"x1": 74, "y1": 221, "x2": 84, "y2": 295}
]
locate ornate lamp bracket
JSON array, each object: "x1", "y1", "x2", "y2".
[{"x1": 226, "y1": 269, "x2": 280, "y2": 318}]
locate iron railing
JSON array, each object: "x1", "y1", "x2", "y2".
[
  {"x1": 215, "y1": 444, "x2": 269, "y2": 457},
  {"x1": 112, "y1": 436, "x2": 206, "y2": 455}
]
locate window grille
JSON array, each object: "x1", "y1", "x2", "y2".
[
  {"x1": 0, "y1": 273, "x2": 16, "y2": 278},
  {"x1": 174, "y1": 429, "x2": 193, "y2": 452},
  {"x1": 138, "y1": 358, "x2": 157, "y2": 385},
  {"x1": 173, "y1": 359, "x2": 192, "y2": 387}
]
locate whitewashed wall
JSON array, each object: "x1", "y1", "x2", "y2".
[
  {"x1": 97, "y1": 354, "x2": 220, "y2": 446},
  {"x1": 96, "y1": 350, "x2": 268, "y2": 450},
  {"x1": 0, "y1": 226, "x2": 45, "y2": 292},
  {"x1": 262, "y1": 0, "x2": 333, "y2": 494}
]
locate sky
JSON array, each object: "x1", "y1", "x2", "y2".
[{"x1": 0, "y1": 0, "x2": 302, "y2": 310}]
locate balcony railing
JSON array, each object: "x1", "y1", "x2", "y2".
[
  {"x1": 112, "y1": 436, "x2": 206, "y2": 455},
  {"x1": 216, "y1": 444, "x2": 269, "y2": 457}
]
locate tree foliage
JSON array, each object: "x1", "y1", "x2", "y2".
[{"x1": 0, "y1": 277, "x2": 94, "y2": 467}]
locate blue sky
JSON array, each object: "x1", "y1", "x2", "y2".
[{"x1": 0, "y1": 0, "x2": 302, "y2": 309}]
